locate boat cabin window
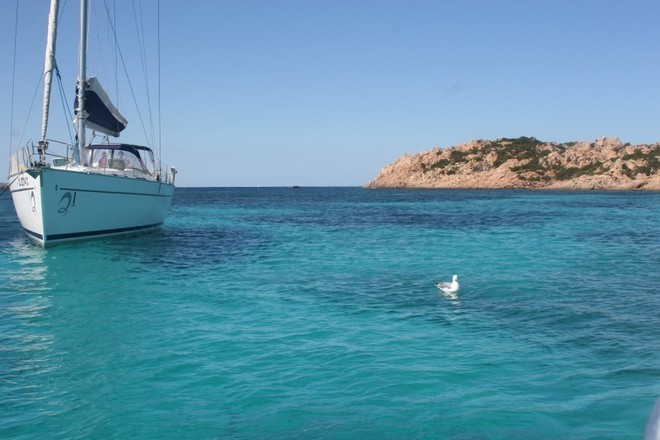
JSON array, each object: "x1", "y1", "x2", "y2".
[{"x1": 89, "y1": 146, "x2": 153, "y2": 175}]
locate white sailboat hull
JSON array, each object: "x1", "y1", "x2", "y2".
[{"x1": 9, "y1": 167, "x2": 174, "y2": 247}]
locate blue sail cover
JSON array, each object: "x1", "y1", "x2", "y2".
[{"x1": 75, "y1": 77, "x2": 127, "y2": 137}]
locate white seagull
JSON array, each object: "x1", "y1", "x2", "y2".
[{"x1": 435, "y1": 275, "x2": 460, "y2": 294}]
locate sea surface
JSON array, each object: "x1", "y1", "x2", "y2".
[{"x1": 1, "y1": 187, "x2": 659, "y2": 439}]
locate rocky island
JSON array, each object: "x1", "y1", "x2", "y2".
[{"x1": 365, "y1": 137, "x2": 660, "y2": 191}]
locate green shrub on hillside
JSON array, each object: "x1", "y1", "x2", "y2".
[
  {"x1": 449, "y1": 149, "x2": 471, "y2": 163},
  {"x1": 429, "y1": 158, "x2": 451, "y2": 170},
  {"x1": 492, "y1": 136, "x2": 544, "y2": 167},
  {"x1": 555, "y1": 162, "x2": 606, "y2": 180},
  {"x1": 511, "y1": 158, "x2": 545, "y2": 174},
  {"x1": 621, "y1": 145, "x2": 660, "y2": 177}
]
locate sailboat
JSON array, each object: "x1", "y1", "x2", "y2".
[{"x1": 7, "y1": 0, "x2": 176, "y2": 247}]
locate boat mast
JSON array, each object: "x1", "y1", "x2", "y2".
[
  {"x1": 74, "y1": 0, "x2": 89, "y2": 164},
  {"x1": 39, "y1": 0, "x2": 60, "y2": 166}
]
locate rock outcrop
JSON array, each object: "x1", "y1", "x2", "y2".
[{"x1": 365, "y1": 137, "x2": 660, "y2": 191}]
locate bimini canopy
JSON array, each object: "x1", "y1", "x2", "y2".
[
  {"x1": 88, "y1": 143, "x2": 154, "y2": 155},
  {"x1": 75, "y1": 77, "x2": 128, "y2": 137}
]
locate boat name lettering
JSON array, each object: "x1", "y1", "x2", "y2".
[{"x1": 18, "y1": 176, "x2": 30, "y2": 187}]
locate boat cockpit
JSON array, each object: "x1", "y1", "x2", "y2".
[{"x1": 87, "y1": 143, "x2": 155, "y2": 177}]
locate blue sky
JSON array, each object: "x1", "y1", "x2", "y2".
[{"x1": 2, "y1": 0, "x2": 659, "y2": 187}]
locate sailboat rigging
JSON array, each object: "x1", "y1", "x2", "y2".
[{"x1": 7, "y1": 0, "x2": 176, "y2": 247}]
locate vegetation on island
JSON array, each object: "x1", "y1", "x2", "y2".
[{"x1": 419, "y1": 136, "x2": 659, "y2": 183}]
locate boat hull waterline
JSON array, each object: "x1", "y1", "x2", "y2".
[{"x1": 10, "y1": 167, "x2": 174, "y2": 246}]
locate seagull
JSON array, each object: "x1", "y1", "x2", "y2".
[{"x1": 435, "y1": 275, "x2": 460, "y2": 294}]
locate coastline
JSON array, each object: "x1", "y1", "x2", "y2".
[{"x1": 365, "y1": 137, "x2": 660, "y2": 191}]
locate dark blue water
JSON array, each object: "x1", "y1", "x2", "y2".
[{"x1": 1, "y1": 187, "x2": 659, "y2": 438}]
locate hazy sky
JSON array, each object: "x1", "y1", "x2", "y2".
[{"x1": 2, "y1": 0, "x2": 659, "y2": 187}]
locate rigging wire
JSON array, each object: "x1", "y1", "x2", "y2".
[
  {"x1": 10, "y1": 0, "x2": 72, "y2": 157},
  {"x1": 56, "y1": 69, "x2": 76, "y2": 149},
  {"x1": 0, "y1": 174, "x2": 20, "y2": 198},
  {"x1": 4, "y1": 2, "x2": 22, "y2": 199},
  {"x1": 56, "y1": 0, "x2": 75, "y2": 150},
  {"x1": 101, "y1": 0, "x2": 152, "y2": 149},
  {"x1": 158, "y1": 0, "x2": 162, "y2": 171},
  {"x1": 114, "y1": 0, "x2": 118, "y2": 105},
  {"x1": 91, "y1": 0, "x2": 117, "y2": 108},
  {"x1": 132, "y1": 0, "x2": 156, "y2": 149},
  {"x1": 93, "y1": 0, "x2": 119, "y2": 118},
  {"x1": 18, "y1": 74, "x2": 46, "y2": 152},
  {"x1": 9, "y1": 0, "x2": 20, "y2": 155}
]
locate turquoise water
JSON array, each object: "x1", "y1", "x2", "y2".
[{"x1": 1, "y1": 187, "x2": 659, "y2": 439}]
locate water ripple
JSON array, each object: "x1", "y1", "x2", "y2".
[{"x1": 0, "y1": 188, "x2": 658, "y2": 438}]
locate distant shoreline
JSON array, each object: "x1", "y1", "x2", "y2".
[{"x1": 365, "y1": 137, "x2": 660, "y2": 191}]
